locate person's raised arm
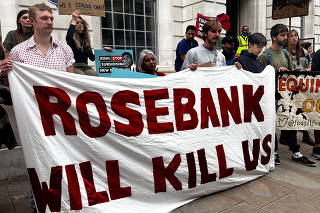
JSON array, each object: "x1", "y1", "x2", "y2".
[{"x1": 66, "y1": 11, "x2": 80, "y2": 45}]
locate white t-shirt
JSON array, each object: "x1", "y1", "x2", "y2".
[{"x1": 181, "y1": 44, "x2": 226, "y2": 70}]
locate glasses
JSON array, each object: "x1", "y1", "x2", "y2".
[{"x1": 76, "y1": 21, "x2": 83, "y2": 24}]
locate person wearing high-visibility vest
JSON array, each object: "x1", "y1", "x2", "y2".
[{"x1": 236, "y1": 26, "x2": 249, "y2": 55}]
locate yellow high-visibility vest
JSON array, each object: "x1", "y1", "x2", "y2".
[{"x1": 236, "y1": 35, "x2": 248, "y2": 55}]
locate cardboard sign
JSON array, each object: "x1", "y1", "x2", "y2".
[
  {"x1": 10, "y1": 62, "x2": 275, "y2": 213},
  {"x1": 272, "y1": 0, "x2": 309, "y2": 20},
  {"x1": 276, "y1": 71, "x2": 320, "y2": 130},
  {"x1": 195, "y1": 13, "x2": 210, "y2": 39},
  {"x1": 198, "y1": 61, "x2": 212, "y2": 67},
  {"x1": 94, "y1": 49, "x2": 134, "y2": 77},
  {"x1": 57, "y1": 0, "x2": 105, "y2": 17}
]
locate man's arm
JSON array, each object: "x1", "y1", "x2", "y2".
[
  {"x1": 177, "y1": 41, "x2": 188, "y2": 62},
  {"x1": 61, "y1": 43, "x2": 75, "y2": 72},
  {"x1": 181, "y1": 51, "x2": 193, "y2": 70},
  {"x1": 258, "y1": 53, "x2": 269, "y2": 69},
  {"x1": 66, "y1": 65, "x2": 74, "y2": 73}
]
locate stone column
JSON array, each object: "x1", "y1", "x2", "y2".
[
  {"x1": 239, "y1": 0, "x2": 266, "y2": 36},
  {"x1": 157, "y1": 0, "x2": 174, "y2": 72}
]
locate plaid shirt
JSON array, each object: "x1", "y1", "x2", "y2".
[{"x1": 10, "y1": 36, "x2": 74, "y2": 72}]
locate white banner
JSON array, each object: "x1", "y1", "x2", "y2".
[
  {"x1": 9, "y1": 62, "x2": 275, "y2": 213},
  {"x1": 276, "y1": 71, "x2": 320, "y2": 130}
]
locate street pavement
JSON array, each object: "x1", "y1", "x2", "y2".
[{"x1": 1, "y1": 141, "x2": 320, "y2": 213}]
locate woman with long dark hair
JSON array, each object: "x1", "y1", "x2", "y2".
[
  {"x1": 287, "y1": 29, "x2": 311, "y2": 71},
  {"x1": 3, "y1": 10, "x2": 33, "y2": 53},
  {"x1": 66, "y1": 11, "x2": 112, "y2": 76},
  {"x1": 286, "y1": 29, "x2": 315, "y2": 147}
]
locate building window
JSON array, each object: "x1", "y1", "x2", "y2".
[{"x1": 102, "y1": 0, "x2": 156, "y2": 59}]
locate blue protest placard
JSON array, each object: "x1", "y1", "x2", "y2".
[
  {"x1": 94, "y1": 49, "x2": 134, "y2": 76},
  {"x1": 104, "y1": 68, "x2": 158, "y2": 78}
]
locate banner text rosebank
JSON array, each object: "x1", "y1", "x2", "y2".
[{"x1": 34, "y1": 85, "x2": 264, "y2": 137}]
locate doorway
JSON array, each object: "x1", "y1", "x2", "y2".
[{"x1": 226, "y1": 0, "x2": 239, "y2": 37}]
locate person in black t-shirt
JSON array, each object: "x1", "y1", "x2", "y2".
[{"x1": 66, "y1": 11, "x2": 112, "y2": 76}]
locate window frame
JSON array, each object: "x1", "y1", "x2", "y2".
[{"x1": 100, "y1": 0, "x2": 157, "y2": 59}]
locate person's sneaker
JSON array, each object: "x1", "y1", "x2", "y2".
[
  {"x1": 275, "y1": 153, "x2": 280, "y2": 165},
  {"x1": 292, "y1": 155, "x2": 317, "y2": 167},
  {"x1": 302, "y1": 132, "x2": 316, "y2": 146},
  {"x1": 312, "y1": 147, "x2": 320, "y2": 160}
]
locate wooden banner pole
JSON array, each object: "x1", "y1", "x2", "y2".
[{"x1": 288, "y1": 17, "x2": 292, "y2": 55}]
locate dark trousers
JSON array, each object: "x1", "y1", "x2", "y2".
[
  {"x1": 315, "y1": 130, "x2": 320, "y2": 148},
  {"x1": 280, "y1": 130, "x2": 300, "y2": 153},
  {"x1": 275, "y1": 134, "x2": 278, "y2": 151}
]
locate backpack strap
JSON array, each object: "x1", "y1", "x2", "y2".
[
  {"x1": 258, "y1": 49, "x2": 272, "y2": 66},
  {"x1": 265, "y1": 49, "x2": 272, "y2": 65},
  {"x1": 281, "y1": 49, "x2": 290, "y2": 69}
]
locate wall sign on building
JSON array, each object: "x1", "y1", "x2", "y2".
[
  {"x1": 195, "y1": 13, "x2": 210, "y2": 40},
  {"x1": 272, "y1": 0, "x2": 309, "y2": 19}
]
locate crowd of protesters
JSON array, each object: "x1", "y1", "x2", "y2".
[
  {"x1": 1, "y1": 4, "x2": 320, "y2": 211},
  {"x1": 176, "y1": 20, "x2": 320, "y2": 167}
]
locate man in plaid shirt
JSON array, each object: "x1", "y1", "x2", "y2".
[
  {"x1": 2, "y1": 3, "x2": 74, "y2": 78},
  {"x1": 0, "y1": 3, "x2": 75, "y2": 213}
]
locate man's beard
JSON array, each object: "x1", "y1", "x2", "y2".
[
  {"x1": 207, "y1": 37, "x2": 219, "y2": 45},
  {"x1": 277, "y1": 39, "x2": 287, "y2": 47}
]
